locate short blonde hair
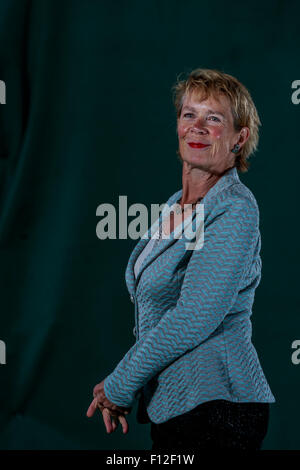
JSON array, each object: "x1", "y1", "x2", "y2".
[{"x1": 172, "y1": 68, "x2": 261, "y2": 173}]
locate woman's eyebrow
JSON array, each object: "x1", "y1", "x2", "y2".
[{"x1": 182, "y1": 106, "x2": 197, "y2": 113}]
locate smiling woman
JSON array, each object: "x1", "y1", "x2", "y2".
[
  {"x1": 173, "y1": 68, "x2": 261, "y2": 174},
  {"x1": 87, "y1": 68, "x2": 275, "y2": 450}
]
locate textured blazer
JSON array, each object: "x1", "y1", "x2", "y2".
[{"x1": 104, "y1": 166, "x2": 276, "y2": 424}]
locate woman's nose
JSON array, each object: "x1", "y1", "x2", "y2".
[{"x1": 191, "y1": 117, "x2": 208, "y2": 134}]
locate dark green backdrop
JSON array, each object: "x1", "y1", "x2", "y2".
[{"x1": 0, "y1": 0, "x2": 299, "y2": 450}]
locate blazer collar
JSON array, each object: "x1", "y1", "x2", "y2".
[{"x1": 125, "y1": 166, "x2": 240, "y2": 295}]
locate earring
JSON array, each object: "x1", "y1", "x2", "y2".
[{"x1": 231, "y1": 144, "x2": 240, "y2": 154}]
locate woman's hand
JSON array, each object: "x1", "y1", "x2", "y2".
[
  {"x1": 91, "y1": 379, "x2": 132, "y2": 414},
  {"x1": 98, "y1": 405, "x2": 129, "y2": 434},
  {"x1": 86, "y1": 379, "x2": 131, "y2": 434}
]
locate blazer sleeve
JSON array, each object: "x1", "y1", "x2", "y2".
[{"x1": 104, "y1": 194, "x2": 260, "y2": 407}]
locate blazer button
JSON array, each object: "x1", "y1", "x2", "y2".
[
  {"x1": 133, "y1": 326, "x2": 137, "y2": 337},
  {"x1": 130, "y1": 295, "x2": 134, "y2": 303}
]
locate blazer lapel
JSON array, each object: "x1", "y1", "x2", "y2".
[
  {"x1": 125, "y1": 190, "x2": 181, "y2": 295},
  {"x1": 125, "y1": 166, "x2": 240, "y2": 296}
]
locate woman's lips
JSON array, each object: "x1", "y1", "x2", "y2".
[{"x1": 187, "y1": 142, "x2": 210, "y2": 148}]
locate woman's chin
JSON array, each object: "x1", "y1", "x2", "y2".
[{"x1": 182, "y1": 154, "x2": 209, "y2": 167}]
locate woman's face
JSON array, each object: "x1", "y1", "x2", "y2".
[{"x1": 177, "y1": 91, "x2": 248, "y2": 173}]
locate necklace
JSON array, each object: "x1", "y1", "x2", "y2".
[
  {"x1": 157, "y1": 196, "x2": 203, "y2": 241},
  {"x1": 174, "y1": 196, "x2": 203, "y2": 215}
]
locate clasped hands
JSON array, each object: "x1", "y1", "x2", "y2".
[{"x1": 86, "y1": 379, "x2": 131, "y2": 434}]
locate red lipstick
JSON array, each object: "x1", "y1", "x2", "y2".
[{"x1": 188, "y1": 142, "x2": 210, "y2": 149}]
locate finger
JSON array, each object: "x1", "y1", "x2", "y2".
[
  {"x1": 94, "y1": 393, "x2": 128, "y2": 415},
  {"x1": 94, "y1": 396, "x2": 107, "y2": 412},
  {"x1": 102, "y1": 408, "x2": 112, "y2": 433},
  {"x1": 86, "y1": 398, "x2": 98, "y2": 418},
  {"x1": 105, "y1": 411, "x2": 119, "y2": 433},
  {"x1": 118, "y1": 415, "x2": 129, "y2": 434},
  {"x1": 97, "y1": 403, "x2": 104, "y2": 412},
  {"x1": 111, "y1": 415, "x2": 119, "y2": 432},
  {"x1": 93, "y1": 391, "x2": 130, "y2": 416},
  {"x1": 97, "y1": 397, "x2": 118, "y2": 411},
  {"x1": 103, "y1": 408, "x2": 119, "y2": 432}
]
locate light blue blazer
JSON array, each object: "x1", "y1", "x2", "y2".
[{"x1": 104, "y1": 166, "x2": 276, "y2": 424}]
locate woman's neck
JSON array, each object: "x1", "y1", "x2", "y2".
[{"x1": 180, "y1": 164, "x2": 223, "y2": 206}]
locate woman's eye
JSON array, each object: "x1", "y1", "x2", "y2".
[
  {"x1": 183, "y1": 113, "x2": 194, "y2": 118},
  {"x1": 208, "y1": 115, "x2": 221, "y2": 122}
]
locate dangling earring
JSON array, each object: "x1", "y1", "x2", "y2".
[{"x1": 231, "y1": 144, "x2": 240, "y2": 154}]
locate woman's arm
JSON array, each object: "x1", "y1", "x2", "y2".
[{"x1": 104, "y1": 194, "x2": 260, "y2": 408}]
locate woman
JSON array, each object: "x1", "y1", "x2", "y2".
[{"x1": 86, "y1": 68, "x2": 276, "y2": 449}]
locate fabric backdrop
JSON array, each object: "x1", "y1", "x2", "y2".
[{"x1": 0, "y1": 0, "x2": 299, "y2": 450}]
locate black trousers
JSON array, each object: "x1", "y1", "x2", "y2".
[{"x1": 150, "y1": 399, "x2": 270, "y2": 450}]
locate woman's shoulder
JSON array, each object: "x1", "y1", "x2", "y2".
[
  {"x1": 166, "y1": 174, "x2": 260, "y2": 219},
  {"x1": 210, "y1": 181, "x2": 260, "y2": 230},
  {"x1": 216, "y1": 178, "x2": 259, "y2": 210}
]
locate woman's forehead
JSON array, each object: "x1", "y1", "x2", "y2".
[{"x1": 183, "y1": 90, "x2": 230, "y2": 108}]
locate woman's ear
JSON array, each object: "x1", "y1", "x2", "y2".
[{"x1": 238, "y1": 127, "x2": 250, "y2": 147}]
